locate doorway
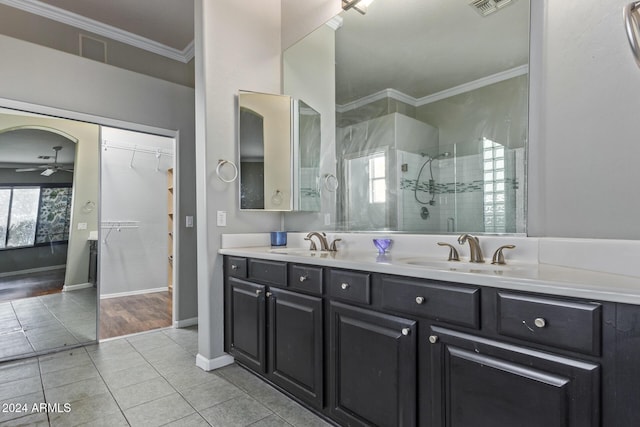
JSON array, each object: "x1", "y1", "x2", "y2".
[{"x1": 98, "y1": 126, "x2": 176, "y2": 339}]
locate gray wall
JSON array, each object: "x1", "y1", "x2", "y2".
[
  {"x1": 195, "y1": 0, "x2": 282, "y2": 363},
  {"x1": 0, "y1": 4, "x2": 194, "y2": 87},
  {"x1": 0, "y1": 33, "x2": 197, "y2": 322},
  {"x1": 528, "y1": 0, "x2": 640, "y2": 239}
]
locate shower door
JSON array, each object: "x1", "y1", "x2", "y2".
[{"x1": 343, "y1": 150, "x2": 389, "y2": 230}]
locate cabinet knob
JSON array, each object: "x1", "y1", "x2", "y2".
[
  {"x1": 256, "y1": 289, "x2": 263, "y2": 296},
  {"x1": 231, "y1": 264, "x2": 239, "y2": 270},
  {"x1": 428, "y1": 335, "x2": 439, "y2": 344},
  {"x1": 299, "y1": 275, "x2": 308, "y2": 282},
  {"x1": 401, "y1": 328, "x2": 411, "y2": 336},
  {"x1": 341, "y1": 283, "x2": 350, "y2": 290},
  {"x1": 534, "y1": 317, "x2": 547, "y2": 328},
  {"x1": 266, "y1": 292, "x2": 272, "y2": 298},
  {"x1": 415, "y1": 296, "x2": 425, "y2": 305}
]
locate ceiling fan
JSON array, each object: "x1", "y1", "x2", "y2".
[{"x1": 15, "y1": 146, "x2": 74, "y2": 176}]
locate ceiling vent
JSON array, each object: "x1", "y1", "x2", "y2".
[
  {"x1": 469, "y1": 0, "x2": 514, "y2": 17},
  {"x1": 79, "y1": 34, "x2": 107, "y2": 63}
]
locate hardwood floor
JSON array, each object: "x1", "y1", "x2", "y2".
[
  {"x1": 99, "y1": 291, "x2": 172, "y2": 339},
  {"x1": 0, "y1": 268, "x2": 65, "y2": 303}
]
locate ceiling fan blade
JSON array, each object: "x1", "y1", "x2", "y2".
[
  {"x1": 15, "y1": 168, "x2": 40, "y2": 172},
  {"x1": 62, "y1": 169, "x2": 74, "y2": 173}
]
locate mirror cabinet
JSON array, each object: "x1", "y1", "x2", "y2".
[{"x1": 238, "y1": 90, "x2": 321, "y2": 212}]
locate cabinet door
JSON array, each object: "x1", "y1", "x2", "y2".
[
  {"x1": 268, "y1": 288, "x2": 323, "y2": 409},
  {"x1": 427, "y1": 326, "x2": 600, "y2": 427},
  {"x1": 330, "y1": 301, "x2": 417, "y2": 427},
  {"x1": 227, "y1": 277, "x2": 266, "y2": 372}
]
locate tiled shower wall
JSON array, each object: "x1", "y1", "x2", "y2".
[{"x1": 398, "y1": 148, "x2": 524, "y2": 233}]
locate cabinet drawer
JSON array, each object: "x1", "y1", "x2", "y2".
[
  {"x1": 248, "y1": 259, "x2": 287, "y2": 286},
  {"x1": 289, "y1": 264, "x2": 323, "y2": 295},
  {"x1": 380, "y1": 276, "x2": 480, "y2": 329},
  {"x1": 329, "y1": 270, "x2": 370, "y2": 305},
  {"x1": 497, "y1": 292, "x2": 602, "y2": 356},
  {"x1": 226, "y1": 257, "x2": 247, "y2": 278}
]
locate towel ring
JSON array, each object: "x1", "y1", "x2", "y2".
[
  {"x1": 624, "y1": 1, "x2": 640, "y2": 68},
  {"x1": 323, "y1": 174, "x2": 339, "y2": 192},
  {"x1": 216, "y1": 159, "x2": 238, "y2": 183}
]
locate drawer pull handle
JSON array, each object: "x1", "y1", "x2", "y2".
[
  {"x1": 428, "y1": 335, "x2": 439, "y2": 344},
  {"x1": 341, "y1": 283, "x2": 350, "y2": 290},
  {"x1": 256, "y1": 289, "x2": 263, "y2": 296},
  {"x1": 415, "y1": 296, "x2": 425, "y2": 305},
  {"x1": 401, "y1": 328, "x2": 411, "y2": 336},
  {"x1": 299, "y1": 275, "x2": 308, "y2": 282},
  {"x1": 534, "y1": 318, "x2": 547, "y2": 328},
  {"x1": 231, "y1": 264, "x2": 239, "y2": 270}
]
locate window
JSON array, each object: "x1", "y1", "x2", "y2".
[
  {"x1": 368, "y1": 153, "x2": 386, "y2": 204},
  {"x1": 0, "y1": 185, "x2": 72, "y2": 250},
  {"x1": 483, "y1": 138, "x2": 506, "y2": 233}
]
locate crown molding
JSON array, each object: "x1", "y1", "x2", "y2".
[
  {"x1": 0, "y1": 0, "x2": 194, "y2": 63},
  {"x1": 326, "y1": 16, "x2": 344, "y2": 31},
  {"x1": 336, "y1": 65, "x2": 529, "y2": 113}
]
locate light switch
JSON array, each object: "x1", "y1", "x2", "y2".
[
  {"x1": 217, "y1": 211, "x2": 227, "y2": 227},
  {"x1": 186, "y1": 216, "x2": 194, "y2": 228},
  {"x1": 324, "y1": 213, "x2": 331, "y2": 226},
  {"x1": 78, "y1": 222, "x2": 87, "y2": 230}
]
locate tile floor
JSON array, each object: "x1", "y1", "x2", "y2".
[
  {"x1": 0, "y1": 288, "x2": 97, "y2": 361},
  {"x1": 0, "y1": 326, "x2": 332, "y2": 426}
]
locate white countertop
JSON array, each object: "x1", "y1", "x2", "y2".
[{"x1": 219, "y1": 245, "x2": 640, "y2": 305}]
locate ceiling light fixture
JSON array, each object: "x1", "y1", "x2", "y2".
[
  {"x1": 342, "y1": 0, "x2": 375, "y2": 15},
  {"x1": 41, "y1": 168, "x2": 55, "y2": 177}
]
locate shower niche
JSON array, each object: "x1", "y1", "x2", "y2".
[{"x1": 238, "y1": 90, "x2": 321, "y2": 212}]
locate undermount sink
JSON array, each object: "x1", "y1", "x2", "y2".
[
  {"x1": 268, "y1": 247, "x2": 332, "y2": 256},
  {"x1": 399, "y1": 257, "x2": 530, "y2": 274}
]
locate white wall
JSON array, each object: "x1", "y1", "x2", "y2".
[
  {"x1": 99, "y1": 127, "x2": 173, "y2": 297},
  {"x1": 529, "y1": 0, "x2": 640, "y2": 239},
  {"x1": 0, "y1": 33, "x2": 198, "y2": 322},
  {"x1": 195, "y1": 0, "x2": 282, "y2": 367}
]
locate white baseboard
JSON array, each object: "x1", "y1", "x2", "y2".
[
  {"x1": 173, "y1": 317, "x2": 198, "y2": 328},
  {"x1": 0, "y1": 264, "x2": 66, "y2": 278},
  {"x1": 196, "y1": 353, "x2": 234, "y2": 371},
  {"x1": 63, "y1": 282, "x2": 94, "y2": 292},
  {"x1": 100, "y1": 287, "x2": 169, "y2": 299}
]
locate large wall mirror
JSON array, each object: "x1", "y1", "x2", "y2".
[
  {"x1": 283, "y1": 0, "x2": 530, "y2": 234},
  {"x1": 0, "y1": 108, "x2": 98, "y2": 361}
]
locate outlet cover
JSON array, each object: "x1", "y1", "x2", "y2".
[
  {"x1": 217, "y1": 211, "x2": 227, "y2": 227},
  {"x1": 78, "y1": 222, "x2": 87, "y2": 230}
]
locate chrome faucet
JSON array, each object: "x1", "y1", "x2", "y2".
[
  {"x1": 458, "y1": 234, "x2": 484, "y2": 263},
  {"x1": 305, "y1": 232, "x2": 330, "y2": 251}
]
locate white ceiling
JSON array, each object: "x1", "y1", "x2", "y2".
[{"x1": 335, "y1": 0, "x2": 530, "y2": 104}]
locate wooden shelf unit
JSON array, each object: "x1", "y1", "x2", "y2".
[{"x1": 167, "y1": 168, "x2": 174, "y2": 290}]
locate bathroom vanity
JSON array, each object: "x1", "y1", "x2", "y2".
[{"x1": 221, "y1": 243, "x2": 640, "y2": 427}]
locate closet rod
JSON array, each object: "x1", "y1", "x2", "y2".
[{"x1": 102, "y1": 140, "x2": 174, "y2": 157}]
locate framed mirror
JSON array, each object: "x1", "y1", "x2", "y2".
[
  {"x1": 283, "y1": 0, "x2": 530, "y2": 234},
  {"x1": 238, "y1": 91, "x2": 322, "y2": 212}
]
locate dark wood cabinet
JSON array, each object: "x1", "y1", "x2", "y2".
[
  {"x1": 330, "y1": 301, "x2": 417, "y2": 427},
  {"x1": 226, "y1": 277, "x2": 266, "y2": 373},
  {"x1": 224, "y1": 261, "x2": 323, "y2": 409},
  {"x1": 427, "y1": 326, "x2": 600, "y2": 427},
  {"x1": 223, "y1": 256, "x2": 640, "y2": 427},
  {"x1": 268, "y1": 287, "x2": 323, "y2": 409}
]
